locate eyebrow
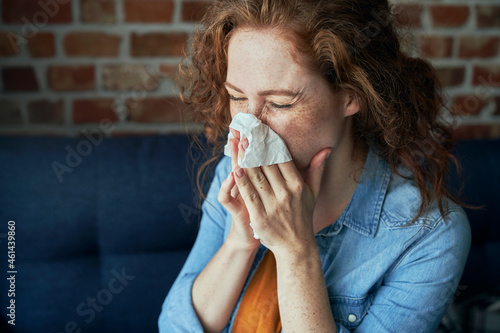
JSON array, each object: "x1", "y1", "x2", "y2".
[{"x1": 224, "y1": 81, "x2": 300, "y2": 97}]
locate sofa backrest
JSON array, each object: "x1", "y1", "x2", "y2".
[
  {"x1": 0, "y1": 135, "x2": 214, "y2": 333},
  {"x1": 450, "y1": 139, "x2": 500, "y2": 296}
]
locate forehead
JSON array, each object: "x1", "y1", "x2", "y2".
[{"x1": 226, "y1": 28, "x2": 311, "y2": 89}]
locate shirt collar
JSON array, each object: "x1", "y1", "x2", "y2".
[{"x1": 317, "y1": 146, "x2": 391, "y2": 238}]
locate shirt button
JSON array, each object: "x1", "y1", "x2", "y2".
[
  {"x1": 348, "y1": 314, "x2": 357, "y2": 322},
  {"x1": 333, "y1": 224, "x2": 341, "y2": 231}
]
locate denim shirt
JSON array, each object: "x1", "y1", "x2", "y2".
[{"x1": 158, "y1": 147, "x2": 471, "y2": 333}]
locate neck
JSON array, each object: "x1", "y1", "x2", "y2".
[{"x1": 313, "y1": 121, "x2": 368, "y2": 232}]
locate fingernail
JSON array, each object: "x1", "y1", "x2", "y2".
[
  {"x1": 326, "y1": 150, "x2": 331, "y2": 159},
  {"x1": 241, "y1": 134, "x2": 248, "y2": 150},
  {"x1": 226, "y1": 172, "x2": 233, "y2": 182},
  {"x1": 235, "y1": 167, "x2": 244, "y2": 178},
  {"x1": 231, "y1": 128, "x2": 240, "y2": 139}
]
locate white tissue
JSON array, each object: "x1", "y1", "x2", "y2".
[
  {"x1": 223, "y1": 113, "x2": 292, "y2": 168},
  {"x1": 249, "y1": 223, "x2": 260, "y2": 240}
]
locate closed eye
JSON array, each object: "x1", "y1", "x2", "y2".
[
  {"x1": 229, "y1": 95, "x2": 247, "y2": 102},
  {"x1": 270, "y1": 103, "x2": 293, "y2": 109}
]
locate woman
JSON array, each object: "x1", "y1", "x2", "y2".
[{"x1": 159, "y1": 0, "x2": 471, "y2": 332}]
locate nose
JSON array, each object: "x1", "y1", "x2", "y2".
[
  {"x1": 245, "y1": 102, "x2": 259, "y2": 117},
  {"x1": 244, "y1": 103, "x2": 267, "y2": 123}
]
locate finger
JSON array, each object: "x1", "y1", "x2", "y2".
[
  {"x1": 230, "y1": 182, "x2": 240, "y2": 199},
  {"x1": 238, "y1": 135, "x2": 248, "y2": 167},
  {"x1": 260, "y1": 164, "x2": 287, "y2": 195},
  {"x1": 230, "y1": 138, "x2": 241, "y2": 199},
  {"x1": 234, "y1": 167, "x2": 266, "y2": 214},
  {"x1": 244, "y1": 166, "x2": 275, "y2": 200},
  {"x1": 230, "y1": 138, "x2": 240, "y2": 171},
  {"x1": 217, "y1": 171, "x2": 242, "y2": 214},
  {"x1": 230, "y1": 128, "x2": 240, "y2": 140},
  {"x1": 303, "y1": 148, "x2": 331, "y2": 199},
  {"x1": 276, "y1": 160, "x2": 303, "y2": 189}
]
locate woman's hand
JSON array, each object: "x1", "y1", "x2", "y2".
[
  {"x1": 217, "y1": 129, "x2": 261, "y2": 252},
  {"x1": 230, "y1": 130, "x2": 331, "y2": 258}
]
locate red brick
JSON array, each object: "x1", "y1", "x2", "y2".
[
  {"x1": 73, "y1": 99, "x2": 119, "y2": 123},
  {"x1": 102, "y1": 64, "x2": 160, "y2": 90},
  {"x1": 0, "y1": 32, "x2": 19, "y2": 56},
  {"x1": 394, "y1": 4, "x2": 423, "y2": 28},
  {"x1": 473, "y1": 66, "x2": 500, "y2": 87},
  {"x1": 27, "y1": 32, "x2": 55, "y2": 58},
  {"x1": 159, "y1": 64, "x2": 177, "y2": 77},
  {"x1": 48, "y1": 65, "x2": 95, "y2": 91},
  {"x1": 459, "y1": 37, "x2": 499, "y2": 58},
  {"x1": 159, "y1": 64, "x2": 188, "y2": 87},
  {"x1": 159, "y1": 64, "x2": 181, "y2": 82},
  {"x1": 2, "y1": 0, "x2": 72, "y2": 24},
  {"x1": 182, "y1": 1, "x2": 211, "y2": 22},
  {"x1": 64, "y1": 32, "x2": 121, "y2": 57},
  {"x1": 0, "y1": 99, "x2": 22, "y2": 124},
  {"x1": 451, "y1": 95, "x2": 488, "y2": 116},
  {"x1": 436, "y1": 67, "x2": 465, "y2": 87},
  {"x1": 430, "y1": 5, "x2": 469, "y2": 28},
  {"x1": 128, "y1": 97, "x2": 192, "y2": 122},
  {"x1": 454, "y1": 124, "x2": 500, "y2": 140},
  {"x1": 131, "y1": 33, "x2": 187, "y2": 57},
  {"x1": 419, "y1": 36, "x2": 453, "y2": 58},
  {"x1": 2, "y1": 67, "x2": 39, "y2": 92},
  {"x1": 477, "y1": 5, "x2": 500, "y2": 28},
  {"x1": 124, "y1": 0, "x2": 174, "y2": 23},
  {"x1": 27, "y1": 99, "x2": 64, "y2": 124},
  {"x1": 81, "y1": 0, "x2": 116, "y2": 23}
]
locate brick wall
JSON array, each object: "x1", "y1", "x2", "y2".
[
  {"x1": 0, "y1": 0, "x2": 499, "y2": 139},
  {"x1": 393, "y1": 0, "x2": 500, "y2": 140}
]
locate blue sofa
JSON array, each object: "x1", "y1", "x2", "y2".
[{"x1": 0, "y1": 135, "x2": 498, "y2": 332}]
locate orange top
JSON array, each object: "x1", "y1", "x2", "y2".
[{"x1": 231, "y1": 251, "x2": 282, "y2": 333}]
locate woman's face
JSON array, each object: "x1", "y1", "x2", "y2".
[{"x1": 226, "y1": 28, "x2": 354, "y2": 172}]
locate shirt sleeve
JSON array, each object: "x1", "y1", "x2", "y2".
[
  {"x1": 158, "y1": 156, "x2": 230, "y2": 333},
  {"x1": 353, "y1": 209, "x2": 471, "y2": 333}
]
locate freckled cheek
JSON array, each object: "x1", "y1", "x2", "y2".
[
  {"x1": 283, "y1": 126, "x2": 316, "y2": 154},
  {"x1": 279, "y1": 113, "x2": 340, "y2": 167},
  {"x1": 266, "y1": 117, "x2": 319, "y2": 164}
]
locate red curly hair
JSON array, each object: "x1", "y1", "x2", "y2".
[{"x1": 181, "y1": 0, "x2": 466, "y2": 223}]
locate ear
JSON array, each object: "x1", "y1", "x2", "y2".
[{"x1": 343, "y1": 93, "x2": 360, "y2": 117}]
